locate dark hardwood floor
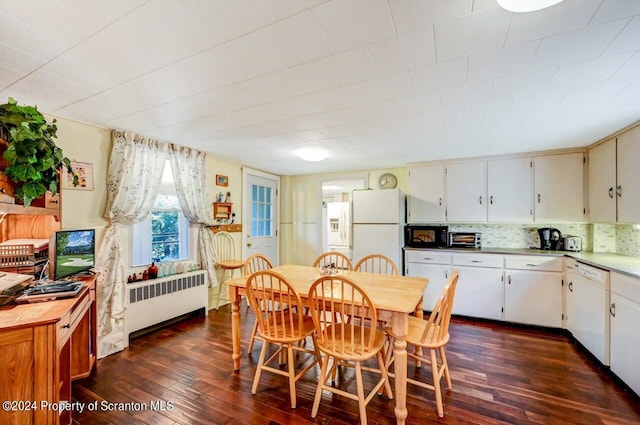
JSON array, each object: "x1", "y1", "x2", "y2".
[{"x1": 72, "y1": 303, "x2": 640, "y2": 425}]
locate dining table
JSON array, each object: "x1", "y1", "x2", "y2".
[{"x1": 226, "y1": 264, "x2": 428, "y2": 425}]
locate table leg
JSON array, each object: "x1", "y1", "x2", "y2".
[
  {"x1": 230, "y1": 285, "x2": 241, "y2": 371},
  {"x1": 414, "y1": 296, "x2": 423, "y2": 368},
  {"x1": 391, "y1": 312, "x2": 409, "y2": 425}
]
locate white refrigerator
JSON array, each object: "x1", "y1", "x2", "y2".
[{"x1": 352, "y1": 189, "x2": 405, "y2": 269}]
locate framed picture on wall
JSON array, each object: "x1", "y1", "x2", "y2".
[
  {"x1": 63, "y1": 161, "x2": 94, "y2": 191},
  {"x1": 216, "y1": 174, "x2": 228, "y2": 187}
]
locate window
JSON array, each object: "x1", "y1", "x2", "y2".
[
  {"x1": 132, "y1": 163, "x2": 190, "y2": 266},
  {"x1": 251, "y1": 184, "x2": 273, "y2": 237}
]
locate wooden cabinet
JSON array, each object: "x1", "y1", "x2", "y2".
[
  {"x1": 534, "y1": 152, "x2": 585, "y2": 222},
  {"x1": 407, "y1": 164, "x2": 445, "y2": 223},
  {"x1": 588, "y1": 138, "x2": 617, "y2": 223},
  {"x1": 446, "y1": 161, "x2": 487, "y2": 222},
  {"x1": 504, "y1": 255, "x2": 563, "y2": 328},
  {"x1": 587, "y1": 125, "x2": 640, "y2": 224},
  {"x1": 452, "y1": 253, "x2": 504, "y2": 320},
  {"x1": 616, "y1": 126, "x2": 640, "y2": 223},
  {"x1": 487, "y1": 157, "x2": 533, "y2": 222},
  {"x1": 610, "y1": 272, "x2": 640, "y2": 396},
  {"x1": 404, "y1": 250, "x2": 451, "y2": 310},
  {"x1": 213, "y1": 202, "x2": 233, "y2": 222},
  {"x1": 0, "y1": 277, "x2": 97, "y2": 425}
]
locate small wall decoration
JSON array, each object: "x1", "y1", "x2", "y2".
[
  {"x1": 216, "y1": 174, "x2": 228, "y2": 187},
  {"x1": 63, "y1": 161, "x2": 94, "y2": 190}
]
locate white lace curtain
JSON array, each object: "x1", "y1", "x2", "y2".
[
  {"x1": 95, "y1": 130, "x2": 168, "y2": 358},
  {"x1": 168, "y1": 144, "x2": 217, "y2": 288}
]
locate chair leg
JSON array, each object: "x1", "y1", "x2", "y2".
[
  {"x1": 440, "y1": 346, "x2": 452, "y2": 389},
  {"x1": 215, "y1": 269, "x2": 226, "y2": 310},
  {"x1": 252, "y1": 341, "x2": 269, "y2": 395},
  {"x1": 354, "y1": 362, "x2": 368, "y2": 425},
  {"x1": 431, "y1": 348, "x2": 444, "y2": 417},
  {"x1": 311, "y1": 354, "x2": 330, "y2": 418},
  {"x1": 376, "y1": 351, "x2": 394, "y2": 399},
  {"x1": 287, "y1": 344, "x2": 297, "y2": 408},
  {"x1": 247, "y1": 320, "x2": 259, "y2": 354}
]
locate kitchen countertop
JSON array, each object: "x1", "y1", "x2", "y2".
[{"x1": 404, "y1": 247, "x2": 640, "y2": 279}]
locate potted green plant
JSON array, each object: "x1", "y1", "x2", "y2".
[{"x1": 0, "y1": 97, "x2": 77, "y2": 206}]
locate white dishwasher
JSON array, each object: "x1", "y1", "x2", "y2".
[{"x1": 565, "y1": 261, "x2": 610, "y2": 365}]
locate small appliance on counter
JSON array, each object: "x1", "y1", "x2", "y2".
[
  {"x1": 537, "y1": 227, "x2": 562, "y2": 250},
  {"x1": 562, "y1": 235, "x2": 582, "y2": 252},
  {"x1": 404, "y1": 225, "x2": 448, "y2": 248},
  {"x1": 449, "y1": 232, "x2": 482, "y2": 249}
]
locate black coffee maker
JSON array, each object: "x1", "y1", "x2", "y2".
[{"x1": 538, "y1": 227, "x2": 562, "y2": 250}]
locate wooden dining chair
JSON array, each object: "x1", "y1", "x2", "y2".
[
  {"x1": 244, "y1": 254, "x2": 274, "y2": 354},
  {"x1": 245, "y1": 270, "x2": 320, "y2": 409},
  {"x1": 307, "y1": 275, "x2": 393, "y2": 425},
  {"x1": 385, "y1": 270, "x2": 459, "y2": 417},
  {"x1": 354, "y1": 254, "x2": 399, "y2": 276},
  {"x1": 312, "y1": 251, "x2": 353, "y2": 271},
  {"x1": 212, "y1": 231, "x2": 244, "y2": 310}
]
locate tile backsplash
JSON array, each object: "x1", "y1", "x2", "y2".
[{"x1": 442, "y1": 223, "x2": 640, "y2": 258}]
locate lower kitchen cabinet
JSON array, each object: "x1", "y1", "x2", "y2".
[
  {"x1": 503, "y1": 255, "x2": 563, "y2": 328},
  {"x1": 505, "y1": 270, "x2": 563, "y2": 327},
  {"x1": 452, "y1": 253, "x2": 504, "y2": 320},
  {"x1": 610, "y1": 272, "x2": 640, "y2": 396},
  {"x1": 405, "y1": 250, "x2": 451, "y2": 311}
]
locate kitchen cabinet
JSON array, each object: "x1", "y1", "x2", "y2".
[
  {"x1": 610, "y1": 272, "x2": 640, "y2": 396},
  {"x1": 404, "y1": 250, "x2": 451, "y2": 311},
  {"x1": 0, "y1": 277, "x2": 97, "y2": 425},
  {"x1": 452, "y1": 253, "x2": 504, "y2": 320},
  {"x1": 616, "y1": 125, "x2": 640, "y2": 223},
  {"x1": 564, "y1": 260, "x2": 610, "y2": 365},
  {"x1": 488, "y1": 157, "x2": 533, "y2": 222},
  {"x1": 446, "y1": 161, "x2": 487, "y2": 222},
  {"x1": 407, "y1": 164, "x2": 445, "y2": 223},
  {"x1": 504, "y1": 255, "x2": 563, "y2": 328},
  {"x1": 534, "y1": 153, "x2": 585, "y2": 223},
  {"x1": 588, "y1": 138, "x2": 617, "y2": 223}
]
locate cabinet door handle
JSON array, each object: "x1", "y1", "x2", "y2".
[
  {"x1": 63, "y1": 324, "x2": 71, "y2": 329},
  {"x1": 537, "y1": 193, "x2": 541, "y2": 203},
  {"x1": 568, "y1": 281, "x2": 573, "y2": 292},
  {"x1": 444, "y1": 270, "x2": 448, "y2": 278},
  {"x1": 608, "y1": 187, "x2": 614, "y2": 199},
  {"x1": 471, "y1": 260, "x2": 482, "y2": 263},
  {"x1": 479, "y1": 196, "x2": 482, "y2": 205},
  {"x1": 616, "y1": 185, "x2": 622, "y2": 197},
  {"x1": 490, "y1": 195, "x2": 493, "y2": 205},
  {"x1": 610, "y1": 302, "x2": 616, "y2": 317},
  {"x1": 507, "y1": 275, "x2": 511, "y2": 284},
  {"x1": 439, "y1": 197, "x2": 442, "y2": 206},
  {"x1": 526, "y1": 263, "x2": 538, "y2": 267}
]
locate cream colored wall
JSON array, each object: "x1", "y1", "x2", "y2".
[{"x1": 50, "y1": 116, "x2": 110, "y2": 245}]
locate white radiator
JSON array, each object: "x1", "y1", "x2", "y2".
[{"x1": 124, "y1": 270, "x2": 208, "y2": 346}]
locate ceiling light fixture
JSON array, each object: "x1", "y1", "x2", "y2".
[
  {"x1": 297, "y1": 147, "x2": 328, "y2": 162},
  {"x1": 497, "y1": 0, "x2": 565, "y2": 13}
]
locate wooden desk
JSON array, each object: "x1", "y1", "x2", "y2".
[
  {"x1": 0, "y1": 276, "x2": 97, "y2": 425},
  {"x1": 227, "y1": 264, "x2": 427, "y2": 425}
]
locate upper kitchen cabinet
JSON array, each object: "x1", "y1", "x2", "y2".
[
  {"x1": 588, "y1": 138, "x2": 617, "y2": 223},
  {"x1": 588, "y1": 125, "x2": 640, "y2": 224},
  {"x1": 617, "y1": 126, "x2": 640, "y2": 224},
  {"x1": 446, "y1": 161, "x2": 487, "y2": 222},
  {"x1": 534, "y1": 153, "x2": 586, "y2": 223},
  {"x1": 487, "y1": 157, "x2": 533, "y2": 222},
  {"x1": 407, "y1": 164, "x2": 445, "y2": 223}
]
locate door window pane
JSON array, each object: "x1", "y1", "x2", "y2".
[{"x1": 251, "y1": 183, "x2": 273, "y2": 237}]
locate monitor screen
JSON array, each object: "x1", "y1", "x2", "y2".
[{"x1": 54, "y1": 229, "x2": 95, "y2": 281}]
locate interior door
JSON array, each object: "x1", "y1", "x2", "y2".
[{"x1": 242, "y1": 169, "x2": 279, "y2": 265}]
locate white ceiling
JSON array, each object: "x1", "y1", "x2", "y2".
[{"x1": 2, "y1": 0, "x2": 640, "y2": 175}]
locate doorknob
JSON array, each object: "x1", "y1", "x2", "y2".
[{"x1": 247, "y1": 242, "x2": 253, "y2": 247}]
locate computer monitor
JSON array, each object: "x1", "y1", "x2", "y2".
[{"x1": 54, "y1": 229, "x2": 95, "y2": 281}]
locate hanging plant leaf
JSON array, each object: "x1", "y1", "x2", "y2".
[{"x1": 0, "y1": 97, "x2": 78, "y2": 206}]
